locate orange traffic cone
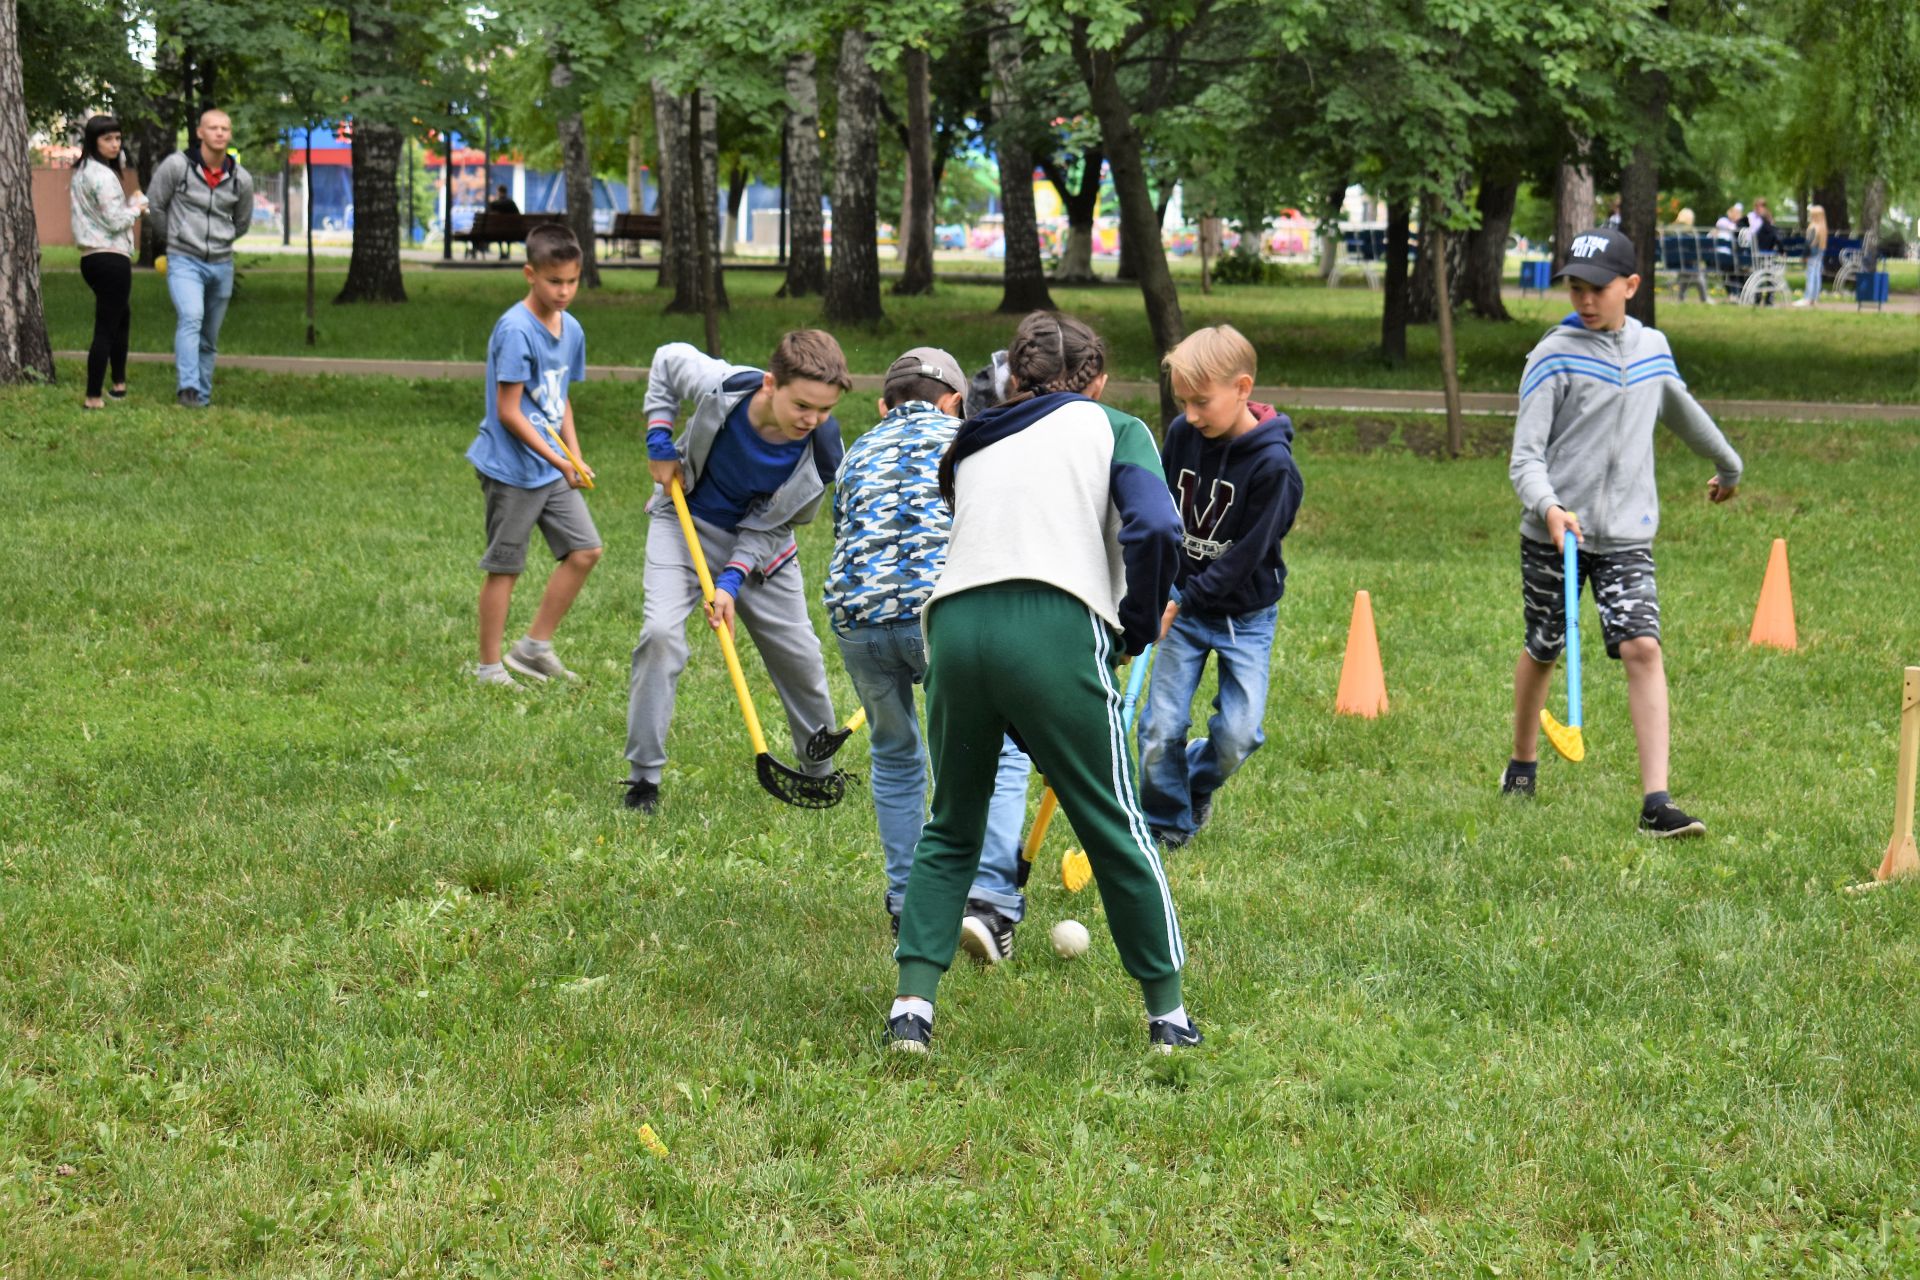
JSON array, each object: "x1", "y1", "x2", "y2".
[
  {"x1": 1748, "y1": 538, "x2": 1797, "y2": 650},
  {"x1": 1335, "y1": 590, "x2": 1389, "y2": 718}
]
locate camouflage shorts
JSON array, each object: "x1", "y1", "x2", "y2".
[{"x1": 1521, "y1": 538, "x2": 1660, "y2": 662}]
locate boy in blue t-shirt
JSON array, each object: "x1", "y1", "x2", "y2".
[
  {"x1": 622, "y1": 332, "x2": 851, "y2": 813},
  {"x1": 466, "y1": 224, "x2": 603, "y2": 688}
]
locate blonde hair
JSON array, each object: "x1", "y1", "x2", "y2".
[
  {"x1": 769, "y1": 330, "x2": 853, "y2": 390},
  {"x1": 1162, "y1": 324, "x2": 1257, "y2": 394},
  {"x1": 1806, "y1": 205, "x2": 1829, "y2": 250}
]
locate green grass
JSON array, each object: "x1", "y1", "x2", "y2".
[
  {"x1": 5, "y1": 366, "x2": 1920, "y2": 1274},
  {"x1": 36, "y1": 258, "x2": 1920, "y2": 404}
]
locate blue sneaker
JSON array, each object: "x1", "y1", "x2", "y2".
[
  {"x1": 888, "y1": 1011, "x2": 932, "y2": 1054},
  {"x1": 1148, "y1": 1015, "x2": 1203, "y2": 1053}
]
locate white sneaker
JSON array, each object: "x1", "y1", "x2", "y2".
[
  {"x1": 505, "y1": 638, "x2": 577, "y2": 683},
  {"x1": 476, "y1": 664, "x2": 521, "y2": 688},
  {"x1": 1792, "y1": 298, "x2": 1809, "y2": 307}
]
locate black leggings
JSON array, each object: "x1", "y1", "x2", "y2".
[{"x1": 79, "y1": 252, "x2": 132, "y2": 398}]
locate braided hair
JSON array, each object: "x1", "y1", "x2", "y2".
[{"x1": 1004, "y1": 310, "x2": 1106, "y2": 397}]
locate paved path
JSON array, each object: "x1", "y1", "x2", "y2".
[{"x1": 56, "y1": 350, "x2": 1920, "y2": 422}]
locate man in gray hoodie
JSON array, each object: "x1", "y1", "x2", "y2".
[
  {"x1": 146, "y1": 108, "x2": 254, "y2": 408},
  {"x1": 1502, "y1": 227, "x2": 1744, "y2": 837}
]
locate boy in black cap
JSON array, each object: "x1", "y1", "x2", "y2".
[{"x1": 1502, "y1": 227, "x2": 1745, "y2": 836}]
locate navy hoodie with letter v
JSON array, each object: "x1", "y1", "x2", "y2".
[{"x1": 1160, "y1": 401, "x2": 1304, "y2": 617}]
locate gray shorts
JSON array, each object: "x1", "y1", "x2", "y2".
[
  {"x1": 477, "y1": 471, "x2": 600, "y2": 574},
  {"x1": 1521, "y1": 537, "x2": 1660, "y2": 662}
]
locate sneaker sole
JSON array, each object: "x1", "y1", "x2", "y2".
[
  {"x1": 889, "y1": 1038, "x2": 929, "y2": 1054},
  {"x1": 502, "y1": 653, "x2": 552, "y2": 683},
  {"x1": 957, "y1": 917, "x2": 1006, "y2": 965},
  {"x1": 1640, "y1": 821, "x2": 1706, "y2": 839}
]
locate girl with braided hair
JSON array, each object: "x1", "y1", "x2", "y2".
[{"x1": 886, "y1": 312, "x2": 1200, "y2": 1055}]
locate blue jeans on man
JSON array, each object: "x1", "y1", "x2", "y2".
[
  {"x1": 166, "y1": 254, "x2": 234, "y2": 404},
  {"x1": 835, "y1": 619, "x2": 1030, "y2": 920},
  {"x1": 1137, "y1": 602, "x2": 1278, "y2": 839}
]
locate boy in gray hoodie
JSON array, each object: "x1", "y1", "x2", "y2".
[{"x1": 1503, "y1": 227, "x2": 1744, "y2": 837}]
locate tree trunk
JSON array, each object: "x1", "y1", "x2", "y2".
[
  {"x1": 1408, "y1": 201, "x2": 1468, "y2": 324},
  {"x1": 335, "y1": 124, "x2": 406, "y2": 302},
  {"x1": 1427, "y1": 198, "x2": 1464, "y2": 458},
  {"x1": 688, "y1": 88, "x2": 722, "y2": 358},
  {"x1": 656, "y1": 82, "x2": 687, "y2": 295},
  {"x1": 1048, "y1": 149, "x2": 1103, "y2": 282},
  {"x1": 627, "y1": 107, "x2": 646, "y2": 222},
  {"x1": 1858, "y1": 173, "x2": 1889, "y2": 266},
  {"x1": 0, "y1": 0, "x2": 53, "y2": 383},
  {"x1": 696, "y1": 89, "x2": 727, "y2": 310},
  {"x1": 1317, "y1": 230, "x2": 1339, "y2": 283},
  {"x1": 779, "y1": 52, "x2": 827, "y2": 299},
  {"x1": 1552, "y1": 149, "x2": 1595, "y2": 273},
  {"x1": 1078, "y1": 30, "x2": 1183, "y2": 422},
  {"x1": 894, "y1": 46, "x2": 936, "y2": 295},
  {"x1": 723, "y1": 163, "x2": 746, "y2": 258},
  {"x1": 1621, "y1": 61, "x2": 1668, "y2": 328},
  {"x1": 551, "y1": 48, "x2": 600, "y2": 290},
  {"x1": 1465, "y1": 179, "x2": 1517, "y2": 320},
  {"x1": 987, "y1": 4, "x2": 1053, "y2": 314},
  {"x1": 1198, "y1": 214, "x2": 1222, "y2": 294},
  {"x1": 654, "y1": 81, "x2": 698, "y2": 309},
  {"x1": 824, "y1": 30, "x2": 883, "y2": 325},
  {"x1": 1812, "y1": 172, "x2": 1848, "y2": 231},
  {"x1": 1380, "y1": 197, "x2": 1411, "y2": 365}
]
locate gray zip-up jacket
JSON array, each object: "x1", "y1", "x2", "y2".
[
  {"x1": 146, "y1": 146, "x2": 254, "y2": 262},
  {"x1": 1510, "y1": 315, "x2": 1742, "y2": 552},
  {"x1": 642, "y1": 342, "x2": 844, "y2": 580}
]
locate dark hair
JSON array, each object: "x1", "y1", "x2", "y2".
[
  {"x1": 525, "y1": 223, "x2": 582, "y2": 268},
  {"x1": 883, "y1": 375, "x2": 955, "y2": 410},
  {"x1": 769, "y1": 329, "x2": 853, "y2": 391},
  {"x1": 1004, "y1": 311, "x2": 1105, "y2": 397},
  {"x1": 76, "y1": 115, "x2": 123, "y2": 173}
]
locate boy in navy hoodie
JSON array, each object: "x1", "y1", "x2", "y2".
[
  {"x1": 1136, "y1": 325, "x2": 1303, "y2": 848},
  {"x1": 1503, "y1": 227, "x2": 1743, "y2": 836}
]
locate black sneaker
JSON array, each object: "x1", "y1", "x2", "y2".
[
  {"x1": 1148, "y1": 1016, "x2": 1204, "y2": 1053},
  {"x1": 1191, "y1": 791, "x2": 1215, "y2": 833},
  {"x1": 888, "y1": 910, "x2": 899, "y2": 940},
  {"x1": 1500, "y1": 763, "x2": 1537, "y2": 797},
  {"x1": 958, "y1": 901, "x2": 1016, "y2": 965},
  {"x1": 175, "y1": 389, "x2": 203, "y2": 410},
  {"x1": 887, "y1": 1011, "x2": 932, "y2": 1054},
  {"x1": 1639, "y1": 801, "x2": 1706, "y2": 838},
  {"x1": 621, "y1": 779, "x2": 660, "y2": 813},
  {"x1": 1151, "y1": 826, "x2": 1190, "y2": 851}
]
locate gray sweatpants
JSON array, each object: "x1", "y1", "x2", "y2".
[{"x1": 625, "y1": 507, "x2": 835, "y2": 784}]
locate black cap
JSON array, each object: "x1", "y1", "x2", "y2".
[{"x1": 1554, "y1": 227, "x2": 1638, "y2": 285}]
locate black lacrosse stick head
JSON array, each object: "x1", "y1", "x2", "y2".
[
  {"x1": 804, "y1": 724, "x2": 855, "y2": 762},
  {"x1": 756, "y1": 754, "x2": 855, "y2": 809}
]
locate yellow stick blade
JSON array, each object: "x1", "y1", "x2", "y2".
[
  {"x1": 1061, "y1": 848, "x2": 1092, "y2": 893},
  {"x1": 1540, "y1": 709, "x2": 1586, "y2": 763}
]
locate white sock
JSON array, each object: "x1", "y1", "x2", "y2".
[
  {"x1": 520, "y1": 636, "x2": 553, "y2": 655},
  {"x1": 890, "y1": 997, "x2": 933, "y2": 1024},
  {"x1": 476, "y1": 662, "x2": 506, "y2": 678},
  {"x1": 1149, "y1": 1003, "x2": 1191, "y2": 1030}
]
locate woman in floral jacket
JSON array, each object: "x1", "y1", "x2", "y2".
[{"x1": 69, "y1": 115, "x2": 147, "y2": 409}]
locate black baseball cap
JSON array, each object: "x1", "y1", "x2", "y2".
[{"x1": 1554, "y1": 227, "x2": 1638, "y2": 285}]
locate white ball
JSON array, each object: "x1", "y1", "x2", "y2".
[{"x1": 1050, "y1": 919, "x2": 1091, "y2": 959}]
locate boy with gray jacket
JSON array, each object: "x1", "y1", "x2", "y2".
[
  {"x1": 623, "y1": 334, "x2": 851, "y2": 813},
  {"x1": 1503, "y1": 227, "x2": 1743, "y2": 837}
]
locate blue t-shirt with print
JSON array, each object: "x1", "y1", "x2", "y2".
[
  {"x1": 466, "y1": 302, "x2": 587, "y2": 488},
  {"x1": 686, "y1": 396, "x2": 808, "y2": 531}
]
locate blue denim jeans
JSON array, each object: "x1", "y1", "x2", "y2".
[
  {"x1": 1803, "y1": 252, "x2": 1823, "y2": 304},
  {"x1": 1136, "y1": 602, "x2": 1277, "y2": 836},
  {"x1": 835, "y1": 620, "x2": 1030, "y2": 919},
  {"x1": 166, "y1": 254, "x2": 234, "y2": 402}
]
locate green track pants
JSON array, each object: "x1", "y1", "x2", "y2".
[{"x1": 896, "y1": 583, "x2": 1186, "y2": 1016}]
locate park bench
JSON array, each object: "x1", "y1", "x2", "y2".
[
  {"x1": 454, "y1": 211, "x2": 527, "y2": 258},
  {"x1": 599, "y1": 212, "x2": 663, "y2": 259}
]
